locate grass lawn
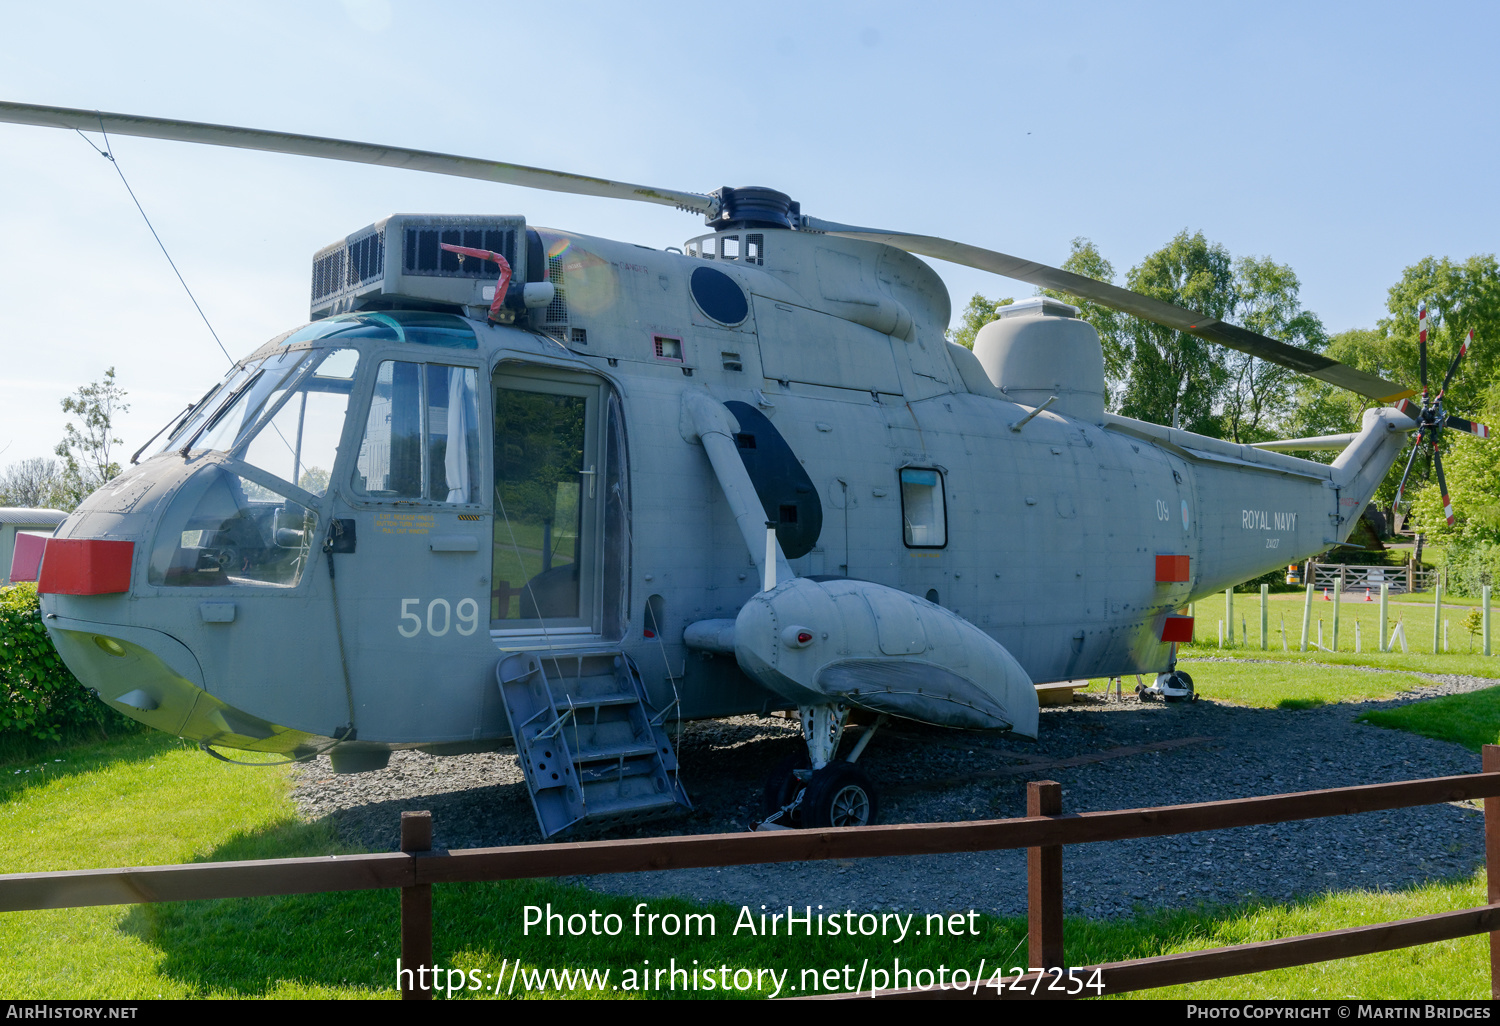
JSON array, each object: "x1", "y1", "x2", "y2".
[
  {"x1": 1179, "y1": 589, "x2": 1500, "y2": 676},
  {"x1": 2, "y1": 684, "x2": 1495, "y2": 999},
  {"x1": 1086, "y1": 660, "x2": 1428, "y2": 710},
  {"x1": 1359, "y1": 686, "x2": 1500, "y2": 753}
]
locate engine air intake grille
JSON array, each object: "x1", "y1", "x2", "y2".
[{"x1": 403, "y1": 227, "x2": 517, "y2": 278}]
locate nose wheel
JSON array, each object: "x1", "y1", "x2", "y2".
[
  {"x1": 803, "y1": 761, "x2": 878, "y2": 828},
  {"x1": 758, "y1": 706, "x2": 885, "y2": 829}
]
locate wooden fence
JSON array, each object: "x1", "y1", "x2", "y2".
[
  {"x1": 5, "y1": 749, "x2": 1500, "y2": 1000},
  {"x1": 1307, "y1": 561, "x2": 1439, "y2": 595}
]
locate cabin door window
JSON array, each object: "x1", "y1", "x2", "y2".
[{"x1": 490, "y1": 373, "x2": 606, "y2": 633}]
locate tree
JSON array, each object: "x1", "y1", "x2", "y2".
[
  {"x1": 945, "y1": 294, "x2": 1014, "y2": 349},
  {"x1": 1111, "y1": 231, "x2": 1237, "y2": 434},
  {"x1": 0, "y1": 458, "x2": 68, "y2": 510},
  {"x1": 955, "y1": 234, "x2": 1329, "y2": 437},
  {"x1": 1221, "y1": 255, "x2": 1328, "y2": 443},
  {"x1": 53, "y1": 368, "x2": 129, "y2": 509},
  {"x1": 1319, "y1": 255, "x2": 1500, "y2": 528}
]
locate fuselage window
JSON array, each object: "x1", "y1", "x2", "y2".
[{"x1": 900, "y1": 467, "x2": 947, "y2": 548}]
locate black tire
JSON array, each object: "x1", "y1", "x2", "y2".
[
  {"x1": 803, "y1": 761, "x2": 879, "y2": 828},
  {"x1": 1178, "y1": 670, "x2": 1196, "y2": 702},
  {"x1": 1163, "y1": 671, "x2": 1195, "y2": 703},
  {"x1": 761, "y1": 751, "x2": 810, "y2": 823}
]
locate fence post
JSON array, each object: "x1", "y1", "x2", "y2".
[
  {"x1": 1225, "y1": 589, "x2": 1234, "y2": 649},
  {"x1": 1332, "y1": 578, "x2": 1343, "y2": 652},
  {"x1": 401, "y1": 811, "x2": 434, "y2": 1001},
  {"x1": 1485, "y1": 746, "x2": 1500, "y2": 1000},
  {"x1": 1484, "y1": 585, "x2": 1492, "y2": 658},
  {"x1": 1027, "y1": 781, "x2": 1064, "y2": 971},
  {"x1": 1433, "y1": 579, "x2": 1444, "y2": 655},
  {"x1": 1380, "y1": 583, "x2": 1390, "y2": 653},
  {"x1": 1301, "y1": 583, "x2": 1313, "y2": 652},
  {"x1": 1260, "y1": 584, "x2": 1269, "y2": 651}
]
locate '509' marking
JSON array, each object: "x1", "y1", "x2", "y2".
[{"x1": 399, "y1": 597, "x2": 480, "y2": 637}]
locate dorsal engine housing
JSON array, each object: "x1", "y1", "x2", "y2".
[{"x1": 972, "y1": 296, "x2": 1106, "y2": 424}]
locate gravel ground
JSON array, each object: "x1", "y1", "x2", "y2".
[{"x1": 289, "y1": 664, "x2": 1498, "y2": 920}]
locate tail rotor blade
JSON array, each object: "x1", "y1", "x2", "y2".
[
  {"x1": 1437, "y1": 328, "x2": 1474, "y2": 399},
  {"x1": 1432, "y1": 447, "x2": 1455, "y2": 526},
  {"x1": 1393, "y1": 430, "x2": 1425, "y2": 512},
  {"x1": 1418, "y1": 302, "x2": 1430, "y2": 393},
  {"x1": 1445, "y1": 414, "x2": 1491, "y2": 439}
]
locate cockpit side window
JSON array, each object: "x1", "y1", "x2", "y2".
[
  {"x1": 237, "y1": 348, "x2": 360, "y2": 497},
  {"x1": 352, "y1": 360, "x2": 481, "y2": 503}
]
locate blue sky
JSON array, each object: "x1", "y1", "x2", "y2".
[{"x1": 2, "y1": 0, "x2": 1497, "y2": 466}]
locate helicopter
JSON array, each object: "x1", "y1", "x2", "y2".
[{"x1": 2, "y1": 101, "x2": 1479, "y2": 839}]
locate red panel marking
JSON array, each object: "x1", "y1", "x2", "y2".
[
  {"x1": 37, "y1": 539, "x2": 134, "y2": 595},
  {"x1": 9, "y1": 532, "x2": 47, "y2": 583},
  {"x1": 1155, "y1": 554, "x2": 1190, "y2": 582},
  {"x1": 1160, "y1": 615, "x2": 1194, "y2": 643}
]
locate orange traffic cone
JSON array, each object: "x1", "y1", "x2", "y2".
[
  {"x1": 1365, "y1": 588, "x2": 1373, "y2": 602},
  {"x1": 1323, "y1": 588, "x2": 1331, "y2": 601}
]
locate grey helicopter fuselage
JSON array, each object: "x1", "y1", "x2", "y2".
[{"x1": 37, "y1": 219, "x2": 1413, "y2": 761}]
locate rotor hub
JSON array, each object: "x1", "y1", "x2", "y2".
[{"x1": 705, "y1": 186, "x2": 801, "y2": 231}]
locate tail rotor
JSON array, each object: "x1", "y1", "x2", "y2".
[{"x1": 1391, "y1": 304, "x2": 1489, "y2": 528}]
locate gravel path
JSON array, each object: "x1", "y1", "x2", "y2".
[{"x1": 289, "y1": 664, "x2": 1499, "y2": 920}]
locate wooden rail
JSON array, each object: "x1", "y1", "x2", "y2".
[
  {"x1": 3, "y1": 751, "x2": 1500, "y2": 999},
  {"x1": 1307, "y1": 559, "x2": 1439, "y2": 594}
]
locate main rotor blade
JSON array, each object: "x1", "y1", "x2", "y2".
[
  {"x1": 0, "y1": 101, "x2": 717, "y2": 217},
  {"x1": 805, "y1": 218, "x2": 1416, "y2": 404}
]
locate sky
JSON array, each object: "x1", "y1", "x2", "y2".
[{"x1": 2, "y1": 0, "x2": 1498, "y2": 469}]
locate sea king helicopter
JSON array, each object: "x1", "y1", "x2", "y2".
[{"x1": 3, "y1": 102, "x2": 1488, "y2": 839}]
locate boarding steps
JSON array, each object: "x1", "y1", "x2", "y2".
[{"x1": 496, "y1": 649, "x2": 691, "y2": 838}]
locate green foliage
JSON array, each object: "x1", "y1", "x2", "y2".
[
  {"x1": 54, "y1": 367, "x2": 129, "y2": 510},
  {"x1": 1110, "y1": 231, "x2": 1237, "y2": 434},
  {"x1": 0, "y1": 457, "x2": 69, "y2": 511},
  {"x1": 1463, "y1": 609, "x2": 1484, "y2": 646},
  {"x1": 1409, "y1": 432, "x2": 1500, "y2": 545},
  {"x1": 944, "y1": 293, "x2": 1014, "y2": 349},
  {"x1": 1223, "y1": 256, "x2": 1328, "y2": 443},
  {"x1": 1439, "y1": 537, "x2": 1500, "y2": 598},
  {"x1": 0, "y1": 584, "x2": 134, "y2": 741},
  {"x1": 1039, "y1": 234, "x2": 1324, "y2": 437}
]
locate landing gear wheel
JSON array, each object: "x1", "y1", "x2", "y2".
[
  {"x1": 803, "y1": 761, "x2": 879, "y2": 828},
  {"x1": 1162, "y1": 670, "x2": 1195, "y2": 703},
  {"x1": 761, "y1": 752, "x2": 810, "y2": 825}
]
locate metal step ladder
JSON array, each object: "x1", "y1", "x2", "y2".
[{"x1": 496, "y1": 649, "x2": 691, "y2": 838}]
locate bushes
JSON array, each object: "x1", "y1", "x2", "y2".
[
  {"x1": 0, "y1": 583, "x2": 135, "y2": 741},
  {"x1": 1443, "y1": 538, "x2": 1500, "y2": 598}
]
